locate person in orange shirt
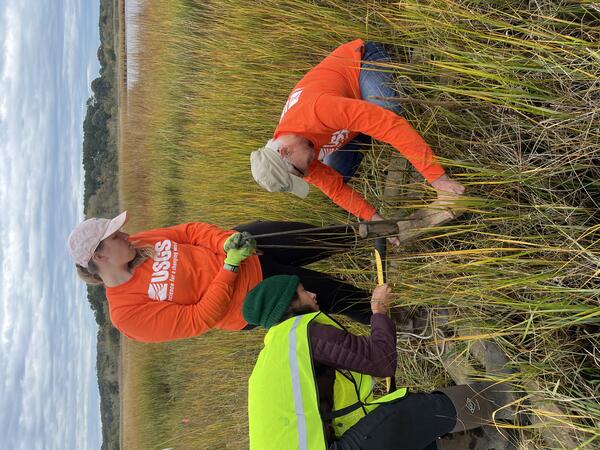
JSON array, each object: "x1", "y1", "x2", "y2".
[
  {"x1": 251, "y1": 40, "x2": 465, "y2": 229},
  {"x1": 68, "y1": 212, "x2": 371, "y2": 342}
]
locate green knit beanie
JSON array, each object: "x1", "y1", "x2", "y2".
[{"x1": 243, "y1": 275, "x2": 301, "y2": 329}]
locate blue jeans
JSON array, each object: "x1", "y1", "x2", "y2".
[{"x1": 323, "y1": 42, "x2": 402, "y2": 182}]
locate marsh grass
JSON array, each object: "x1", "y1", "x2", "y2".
[{"x1": 119, "y1": 0, "x2": 599, "y2": 448}]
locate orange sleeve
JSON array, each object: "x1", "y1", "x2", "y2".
[
  {"x1": 111, "y1": 268, "x2": 239, "y2": 342},
  {"x1": 305, "y1": 160, "x2": 377, "y2": 220},
  {"x1": 134, "y1": 222, "x2": 234, "y2": 254},
  {"x1": 314, "y1": 95, "x2": 446, "y2": 182}
]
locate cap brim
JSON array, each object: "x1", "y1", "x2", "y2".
[
  {"x1": 288, "y1": 175, "x2": 310, "y2": 199},
  {"x1": 101, "y1": 211, "x2": 128, "y2": 240}
]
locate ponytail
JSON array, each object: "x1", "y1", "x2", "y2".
[{"x1": 76, "y1": 262, "x2": 104, "y2": 286}]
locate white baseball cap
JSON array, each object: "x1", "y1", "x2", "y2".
[
  {"x1": 67, "y1": 211, "x2": 129, "y2": 267},
  {"x1": 250, "y1": 140, "x2": 310, "y2": 198}
]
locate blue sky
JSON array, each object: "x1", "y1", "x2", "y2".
[{"x1": 0, "y1": 0, "x2": 102, "y2": 448}]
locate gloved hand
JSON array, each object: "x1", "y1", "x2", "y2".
[
  {"x1": 224, "y1": 232, "x2": 256, "y2": 251},
  {"x1": 238, "y1": 231, "x2": 256, "y2": 251},
  {"x1": 224, "y1": 233, "x2": 243, "y2": 252},
  {"x1": 224, "y1": 232, "x2": 256, "y2": 266}
]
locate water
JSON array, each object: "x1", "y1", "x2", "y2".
[{"x1": 125, "y1": 0, "x2": 142, "y2": 89}]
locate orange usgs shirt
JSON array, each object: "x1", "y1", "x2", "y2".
[
  {"x1": 105, "y1": 222, "x2": 262, "y2": 343},
  {"x1": 274, "y1": 39, "x2": 445, "y2": 220}
]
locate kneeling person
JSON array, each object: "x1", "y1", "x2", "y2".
[
  {"x1": 243, "y1": 276, "x2": 499, "y2": 450},
  {"x1": 251, "y1": 40, "x2": 465, "y2": 225}
]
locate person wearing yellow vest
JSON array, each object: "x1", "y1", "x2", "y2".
[{"x1": 243, "y1": 275, "x2": 504, "y2": 450}]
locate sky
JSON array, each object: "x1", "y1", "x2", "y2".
[{"x1": 0, "y1": 0, "x2": 102, "y2": 448}]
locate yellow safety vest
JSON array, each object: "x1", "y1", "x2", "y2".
[{"x1": 248, "y1": 312, "x2": 407, "y2": 449}]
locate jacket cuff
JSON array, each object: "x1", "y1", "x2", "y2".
[
  {"x1": 359, "y1": 205, "x2": 378, "y2": 221},
  {"x1": 423, "y1": 164, "x2": 446, "y2": 183},
  {"x1": 215, "y1": 266, "x2": 239, "y2": 284},
  {"x1": 371, "y1": 312, "x2": 396, "y2": 332}
]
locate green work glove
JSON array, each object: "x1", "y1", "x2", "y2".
[
  {"x1": 238, "y1": 231, "x2": 256, "y2": 250},
  {"x1": 223, "y1": 232, "x2": 256, "y2": 252},
  {"x1": 224, "y1": 232, "x2": 256, "y2": 266},
  {"x1": 223, "y1": 233, "x2": 244, "y2": 252}
]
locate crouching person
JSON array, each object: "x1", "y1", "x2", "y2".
[{"x1": 243, "y1": 275, "x2": 501, "y2": 450}]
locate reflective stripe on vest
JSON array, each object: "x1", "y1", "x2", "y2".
[
  {"x1": 289, "y1": 316, "x2": 308, "y2": 450},
  {"x1": 248, "y1": 312, "x2": 407, "y2": 449}
]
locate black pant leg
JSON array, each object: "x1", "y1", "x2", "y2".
[
  {"x1": 334, "y1": 392, "x2": 456, "y2": 450},
  {"x1": 259, "y1": 255, "x2": 371, "y2": 324},
  {"x1": 235, "y1": 220, "x2": 357, "y2": 266}
]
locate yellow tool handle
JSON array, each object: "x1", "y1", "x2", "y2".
[
  {"x1": 374, "y1": 249, "x2": 385, "y2": 285},
  {"x1": 374, "y1": 247, "x2": 395, "y2": 393}
]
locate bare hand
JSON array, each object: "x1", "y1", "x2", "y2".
[
  {"x1": 370, "y1": 212, "x2": 400, "y2": 247},
  {"x1": 371, "y1": 283, "x2": 393, "y2": 314},
  {"x1": 430, "y1": 174, "x2": 465, "y2": 196}
]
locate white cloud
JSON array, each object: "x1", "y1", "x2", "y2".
[
  {"x1": 1, "y1": 4, "x2": 20, "y2": 80},
  {"x1": 0, "y1": 0, "x2": 101, "y2": 448}
]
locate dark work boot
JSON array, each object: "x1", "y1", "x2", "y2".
[{"x1": 436, "y1": 383, "x2": 501, "y2": 433}]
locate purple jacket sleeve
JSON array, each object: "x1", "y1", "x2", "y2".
[{"x1": 309, "y1": 314, "x2": 397, "y2": 377}]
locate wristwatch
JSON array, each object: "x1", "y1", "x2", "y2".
[{"x1": 223, "y1": 263, "x2": 239, "y2": 273}]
